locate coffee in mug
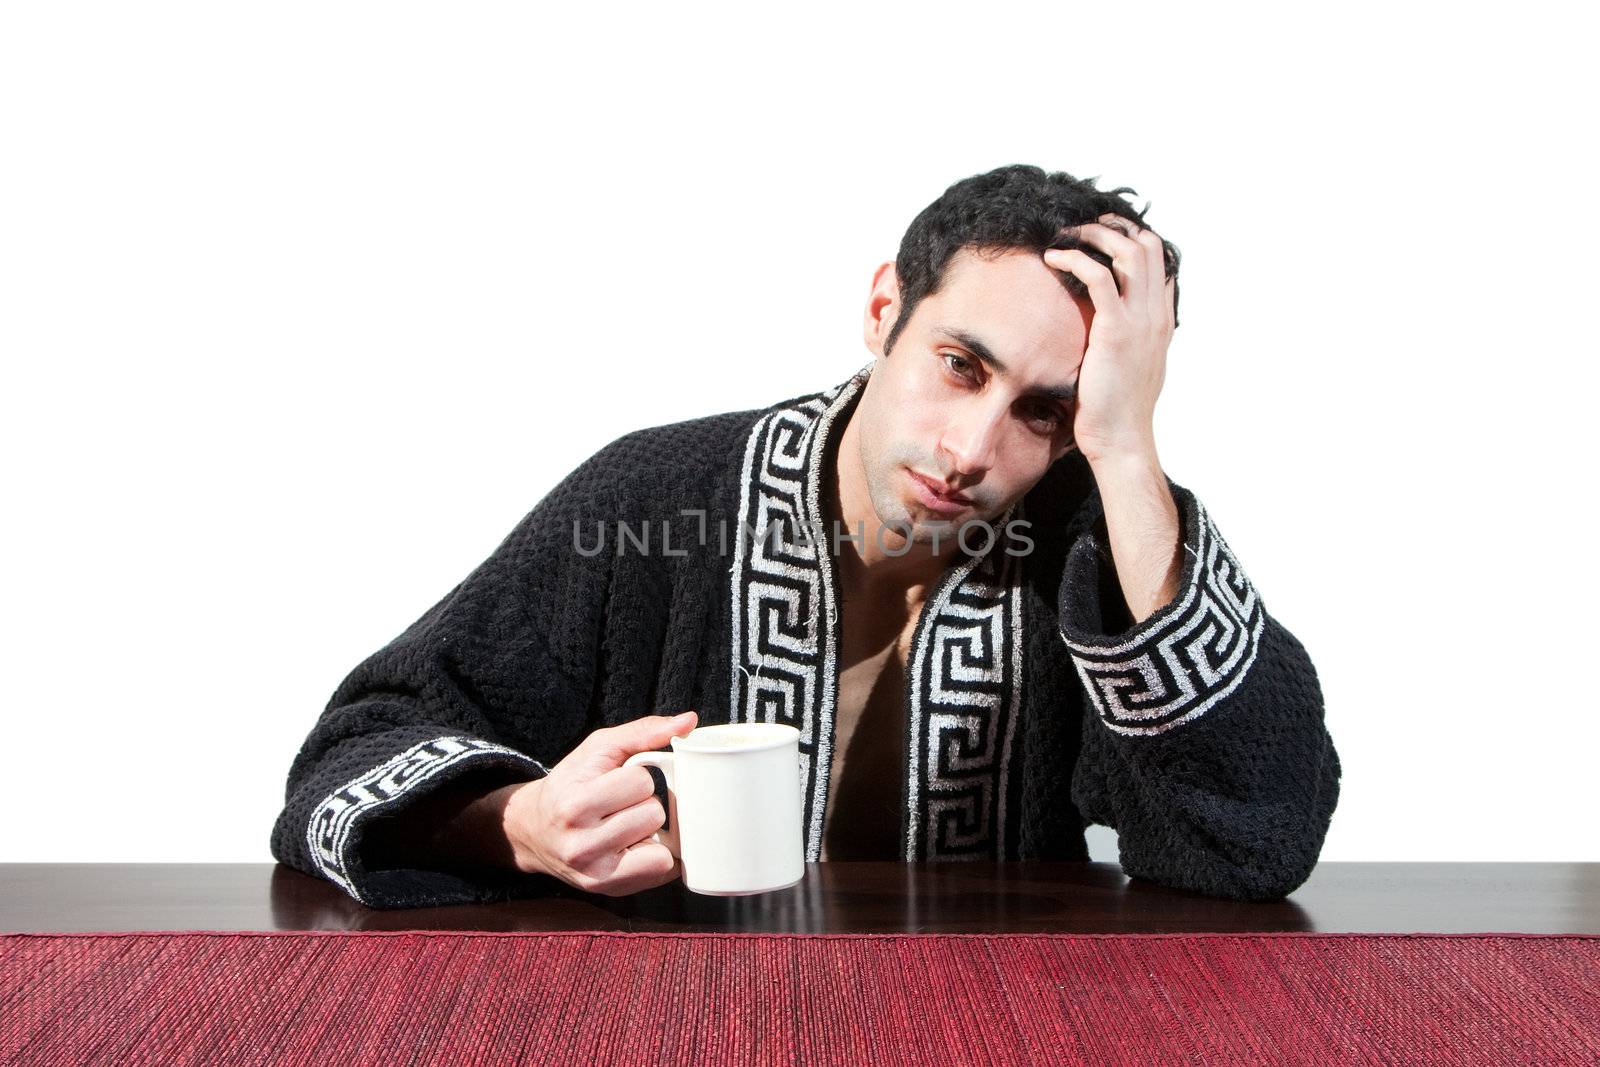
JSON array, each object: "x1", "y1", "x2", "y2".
[{"x1": 624, "y1": 722, "x2": 804, "y2": 896}]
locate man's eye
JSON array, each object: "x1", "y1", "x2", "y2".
[
  {"x1": 1025, "y1": 404, "x2": 1065, "y2": 432},
  {"x1": 942, "y1": 353, "x2": 977, "y2": 381}
]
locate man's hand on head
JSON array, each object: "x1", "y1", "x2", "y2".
[
  {"x1": 1043, "y1": 215, "x2": 1176, "y2": 467},
  {"x1": 1043, "y1": 216, "x2": 1184, "y2": 623},
  {"x1": 503, "y1": 711, "x2": 697, "y2": 897}
]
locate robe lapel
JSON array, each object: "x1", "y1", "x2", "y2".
[{"x1": 902, "y1": 503, "x2": 1026, "y2": 861}]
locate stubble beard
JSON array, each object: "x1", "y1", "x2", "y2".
[{"x1": 860, "y1": 437, "x2": 1000, "y2": 550}]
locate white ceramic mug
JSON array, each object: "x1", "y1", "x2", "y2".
[{"x1": 623, "y1": 722, "x2": 805, "y2": 896}]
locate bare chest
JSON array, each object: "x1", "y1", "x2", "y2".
[
  {"x1": 820, "y1": 597, "x2": 924, "y2": 859},
  {"x1": 836, "y1": 612, "x2": 917, "y2": 724}
]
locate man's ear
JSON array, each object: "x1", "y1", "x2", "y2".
[{"x1": 862, "y1": 261, "x2": 901, "y2": 358}]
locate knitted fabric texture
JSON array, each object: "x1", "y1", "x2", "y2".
[{"x1": 270, "y1": 364, "x2": 1341, "y2": 908}]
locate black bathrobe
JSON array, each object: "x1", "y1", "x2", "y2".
[{"x1": 270, "y1": 363, "x2": 1341, "y2": 908}]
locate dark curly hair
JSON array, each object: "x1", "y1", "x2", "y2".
[{"x1": 883, "y1": 163, "x2": 1181, "y2": 358}]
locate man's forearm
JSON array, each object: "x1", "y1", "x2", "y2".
[
  {"x1": 1087, "y1": 445, "x2": 1183, "y2": 625},
  {"x1": 360, "y1": 772, "x2": 534, "y2": 872}
]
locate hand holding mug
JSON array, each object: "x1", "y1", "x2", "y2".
[{"x1": 502, "y1": 711, "x2": 698, "y2": 897}]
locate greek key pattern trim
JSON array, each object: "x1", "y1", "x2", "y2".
[
  {"x1": 729, "y1": 371, "x2": 864, "y2": 860},
  {"x1": 1062, "y1": 498, "x2": 1264, "y2": 736},
  {"x1": 306, "y1": 735, "x2": 545, "y2": 903},
  {"x1": 903, "y1": 509, "x2": 1026, "y2": 861}
]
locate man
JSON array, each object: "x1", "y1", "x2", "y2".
[{"x1": 271, "y1": 164, "x2": 1341, "y2": 908}]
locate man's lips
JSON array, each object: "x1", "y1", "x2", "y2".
[{"x1": 906, "y1": 468, "x2": 973, "y2": 515}]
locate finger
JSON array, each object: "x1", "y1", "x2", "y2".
[
  {"x1": 1114, "y1": 215, "x2": 1170, "y2": 317},
  {"x1": 1068, "y1": 219, "x2": 1145, "y2": 300},
  {"x1": 599, "y1": 840, "x2": 681, "y2": 897},
  {"x1": 1120, "y1": 212, "x2": 1171, "y2": 303},
  {"x1": 582, "y1": 765, "x2": 660, "y2": 819},
  {"x1": 545, "y1": 765, "x2": 658, "y2": 830},
  {"x1": 575, "y1": 710, "x2": 698, "y2": 771},
  {"x1": 585, "y1": 795, "x2": 668, "y2": 857},
  {"x1": 1090, "y1": 214, "x2": 1170, "y2": 314},
  {"x1": 1164, "y1": 276, "x2": 1177, "y2": 334},
  {"x1": 1042, "y1": 248, "x2": 1120, "y2": 315}
]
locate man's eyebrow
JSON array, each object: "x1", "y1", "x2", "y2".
[
  {"x1": 932, "y1": 325, "x2": 1078, "y2": 405},
  {"x1": 934, "y1": 326, "x2": 1008, "y2": 374},
  {"x1": 1033, "y1": 380, "x2": 1078, "y2": 405}
]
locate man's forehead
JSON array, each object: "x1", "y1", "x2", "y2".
[
  {"x1": 932, "y1": 247, "x2": 1088, "y2": 319},
  {"x1": 919, "y1": 250, "x2": 1090, "y2": 382},
  {"x1": 942, "y1": 244, "x2": 1065, "y2": 282}
]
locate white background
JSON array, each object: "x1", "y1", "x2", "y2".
[{"x1": 2, "y1": 2, "x2": 1595, "y2": 863}]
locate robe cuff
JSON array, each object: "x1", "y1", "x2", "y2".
[
  {"x1": 1057, "y1": 483, "x2": 1266, "y2": 737},
  {"x1": 305, "y1": 734, "x2": 548, "y2": 906}
]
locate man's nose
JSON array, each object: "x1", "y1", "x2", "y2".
[{"x1": 941, "y1": 401, "x2": 1005, "y2": 479}]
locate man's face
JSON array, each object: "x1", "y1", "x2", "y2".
[{"x1": 853, "y1": 246, "x2": 1090, "y2": 542}]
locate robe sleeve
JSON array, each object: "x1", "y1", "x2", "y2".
[
  {"x1": 268, "y1": 433, "x2": 632, "y2": 909},
  {"x1": 1058, "y1": 479, "x2": 1341, "y2": 901}
]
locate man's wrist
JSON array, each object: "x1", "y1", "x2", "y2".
[
  {"x1": 498, "y1": 777, "x2": 549, "y2": 877},
  {"x1": 1083, "y1": 436, "x2": 1161, "y2": 481},
  {"x1": 360, "y1": 770, "x2": 538, "y2": 874},
  {"x1": 1083, "y1": 440, "x2": 1183, "y2": 625}
]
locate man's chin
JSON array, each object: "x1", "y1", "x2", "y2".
[{"x1": 896, "y1": 512, "x2": 969, "y2": 545}]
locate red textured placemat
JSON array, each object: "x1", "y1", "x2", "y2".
[{"x1": 2, "y1": 931, "x2": 1597, "y2": 1065}]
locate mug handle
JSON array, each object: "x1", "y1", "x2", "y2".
[{"x1": 622, "y1": 751, "x2": 682, "y2": 859}]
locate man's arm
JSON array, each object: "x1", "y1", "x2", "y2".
[
  {"x1": 357, "y1": 713, "x2": 697, "y2": 898},
  {"x1": 270, "y1": 428, "x2": 686, "y2": 908},
  {"x1": 1058, "y1": 478, "x2": 1342, "y2": 901},
  {"x1": 1042, "y1": 213, "x2": 1339, "y2": 900},
  {"x1": 358, "y1": 767, "x2": 530, "y2": 874},
  {"x1": 1087, "y1": 447, "x2": 1183, "y2": 623}
]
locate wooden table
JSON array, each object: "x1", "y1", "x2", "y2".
[{"x1": 3, "y1": 863, "x2": 1597, "y2": 934}]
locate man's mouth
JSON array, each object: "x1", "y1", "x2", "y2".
[{"x1": 906, "y1": 468, "x2": 973, "y2": 516}]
